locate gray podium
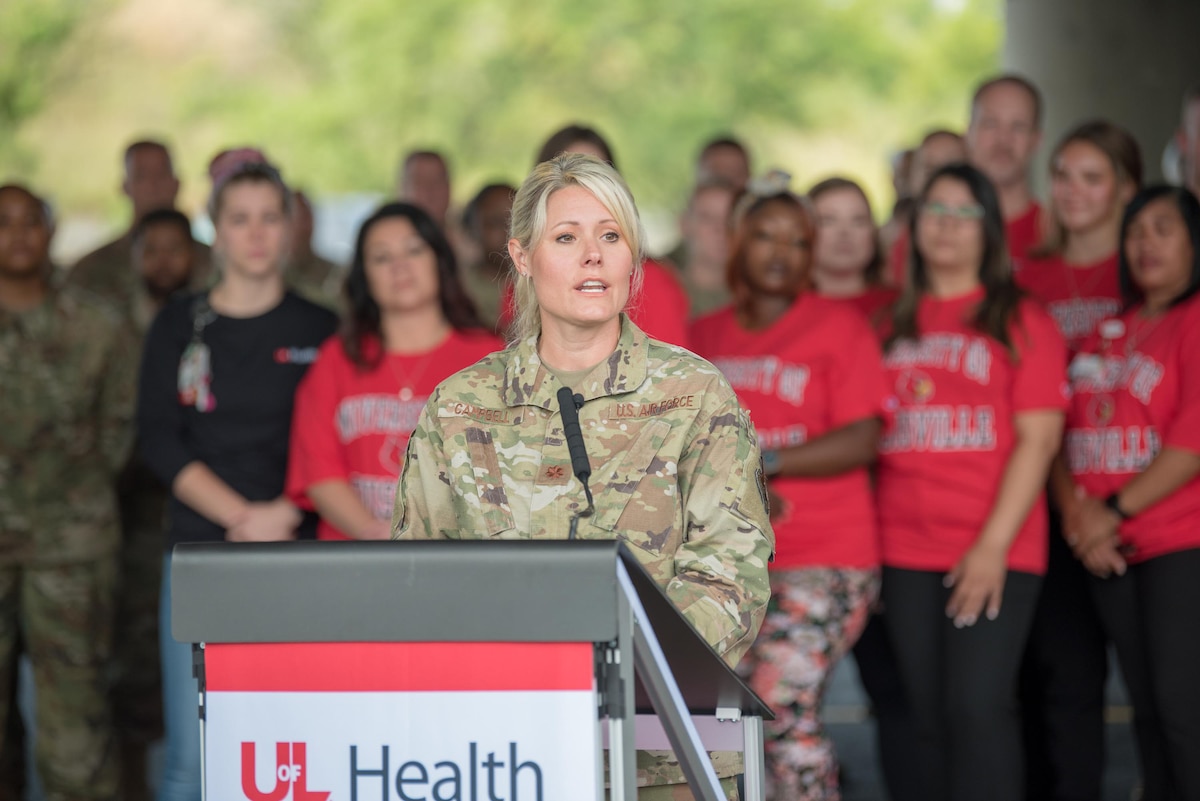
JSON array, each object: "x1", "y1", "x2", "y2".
[{"x1": 171, "y1": 539, "x2": 771, "y2": 800}]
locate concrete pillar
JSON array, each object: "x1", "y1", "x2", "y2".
[{"x1": 1004, "y1": 0, "x2": 1200, "y2": 191}]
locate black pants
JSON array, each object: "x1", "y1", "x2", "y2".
[
  {"x1": 1019, "y1": 520, "x2": 1108, "y2": 801},
  {"x1": 1091, "y1": 548, "x2": 1200, "y2": 801},
  {"x1": 851, "y1": 611, "x2": 920, "y2": 801},
  {"x1": 881, "y1": 566, "x2": 1042, "y2": 801}
]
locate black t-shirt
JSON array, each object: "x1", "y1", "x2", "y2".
[{"x1": 137, "y1": 291, "x2": 338, "y2": 547}]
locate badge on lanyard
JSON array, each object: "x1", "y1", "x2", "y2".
[
  {"x1": 178, "y1": 297, "x2": 218, "y2": 412},
  {"x1": 1099, "y1": 319, "x2": 1126, "y2": 341}
]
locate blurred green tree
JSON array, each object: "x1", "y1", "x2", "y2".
[
  {"x1": 0, "y1": 0, "x2": 1000, "y2": 236},
  {"x1": 0, "y1": 0, "x2": 102, "y2": 171}
]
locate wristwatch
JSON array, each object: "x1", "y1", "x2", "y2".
[
  {"x1": 761, "y1": 449, "x2": 781, "y2": 477},
  {"x1": 1104, "y1": 493, "x2": 1132, "y2": 521}
]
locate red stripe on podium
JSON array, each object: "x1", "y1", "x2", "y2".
[{"x1": 204, "y1": 642, "x2": 594, "y2": 692}]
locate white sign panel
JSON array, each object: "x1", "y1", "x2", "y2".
[
  {"x1": 200, "y1": 641, "x2": 600, "y2": 801},
  {"x1": 207, "y1": 690, "x2": 598, "y2": 801}
]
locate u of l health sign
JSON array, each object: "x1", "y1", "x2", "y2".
[{"x1": 204, "y1": 642, "x2": 599, "y2": 800}]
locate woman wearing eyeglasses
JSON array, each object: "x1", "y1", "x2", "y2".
[{"x1": 876, "y1": 163, "x2": 1069, "y2": 801}]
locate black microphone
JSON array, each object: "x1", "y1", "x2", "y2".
[{"x1": 556, "y1": 387, "x2": 595, "y2": 539}]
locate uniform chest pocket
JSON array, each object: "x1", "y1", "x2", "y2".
[
  {"x1": 443, "y1": 420, "x2": 516, "y2": 537},
  {"x1": 589, "y1": 418, "x2": 681, "y2": 566},
  {"x1": 6, "y1": 357, "x2": 98, "y2": 456}
]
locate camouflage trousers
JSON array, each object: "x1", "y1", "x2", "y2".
[
  {"x1": 738, "y1": 567, "x2": 878, "y2": 801},
  {"x1": 0, "y1": 557, "x2": 119, "y2": 801}
]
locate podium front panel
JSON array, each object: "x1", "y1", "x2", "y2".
[
  {"x1": 204, "y1": 641, "x2": 599, "y2": 799},
  {"x1": 172, "y1": 541, "x2": 622, "y2": 644}
]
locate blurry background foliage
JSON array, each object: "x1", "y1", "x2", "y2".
[{"x1": 0, "y1": 0, "x2": 1001, "y2": 259}]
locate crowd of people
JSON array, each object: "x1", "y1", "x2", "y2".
[{"x1": 1, "y1": 71, "x2": 1199, "y2": 801}]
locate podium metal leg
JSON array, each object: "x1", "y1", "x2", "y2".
[
  {"x1": 617, "y1": 564, "x2": 725, "y2": 801},
  {"x1": 608, "y1": 594, "x2": 637, "y2": 801},
  {"x1": 742, "y1": 716, "x2": 765, "y2": 801},
  {"x1": 196, "y1": 642, "x2": 207, "y2": 801}
]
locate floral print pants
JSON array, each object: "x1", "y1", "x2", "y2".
[{"x1": 739, "y1": 568, "x2": 879, "y2": 801}]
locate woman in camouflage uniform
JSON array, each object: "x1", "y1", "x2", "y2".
[{"x1": 392, "y1": 153, "x2": 774, "y2": 800}]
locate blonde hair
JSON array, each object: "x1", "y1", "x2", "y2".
[{"x1": 508, "y1": 153, "x2": 645, "y2": 342}]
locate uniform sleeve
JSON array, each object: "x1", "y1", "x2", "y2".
[
  {"x1": 391, "y1": 395, "x2": 457, "y2": 539},
  {"x1": 65, "y1": 245, "x2": 115, "y2": 293},
  {"x1": 1011, "y1": 302, "x2": 1070, "y2": 413},
  {"x1": 829, "y1": 312, "x2": 888, "y2": 428},
  {"x1": 97, "y1": 317, "x2": 140, "y2": 474},
  {"x1": 672, "y1": 389, "x2": 773, "y2": 666},
  {"x1": 286, "y1": 342, "x2": 351, "y2": 506},
  {"x1": 1164, "y1": 307, "x2": 1200, "y2": 453},
  {"x1": 136, "y1": 303, "x2": 195, "y2": 487}
]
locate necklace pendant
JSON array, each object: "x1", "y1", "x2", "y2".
[{"x1": 399, "y1": 386, "x2": 414, "y2": 401}]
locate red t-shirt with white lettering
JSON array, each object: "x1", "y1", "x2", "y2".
[
  {"x1": 1016, "y1": 252, "x2": 1122, "y2": 353},
  {"x1": 876, "y1": 289, "x2": 1069, "y2": 574},
  {"x1": 1064, "y1": 294, "x2": 1200, "y2": 563},
  {"x1": 287, "y1": 330, "x2": 503, "y2": 540},
  {"x1": 690, "y1": 294, "x2": 887, "y2": 569}
]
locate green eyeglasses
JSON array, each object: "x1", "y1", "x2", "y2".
[{"x1": 922, "y1": 202, "x2": 985, "y2": 221}]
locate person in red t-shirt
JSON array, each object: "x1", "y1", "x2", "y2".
[
  {"x1": 1019, "y1": 120, "x2": 1142, "y2": 350},
  {"x1": 287, "y1": 203, "x2": 502, "y2": 540},
  {"x1": 1015, "y1": 119, "x2": 1142, "y2": 801},
  {"x1": 1054, "y1": 186, "x2": 1200, "y2": 800},
  {"x1": 809, "y1": 176, "x2": 898, "y2": 327},
  {"x1": 809, "y1": 176, "x2": 915, "y2": 798},
  {"x1": 877, "y1": 164, "x2": 1068, "y2": 801},
  {"x1": 966, "y1": 74, "x2": 1046, "y2": 263},
  {"x1": 892, "y1": 203, "x2": 1042, "y2": 290},
  {"x1": 691, "y1": 189, "x2": 885, "y2": 801},
  {"x1": 886, "y1": 131, "x2": 968, "y2": 287}
]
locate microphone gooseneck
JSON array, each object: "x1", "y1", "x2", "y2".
[{"x1": 557, "y1": 387, "x2": 595, "y2": 540}]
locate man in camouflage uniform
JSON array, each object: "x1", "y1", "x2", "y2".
[
  {"x1": 286, "y1": 189, "x2": 343, "y2": 310},
  {"x1": 393, "y1": 314, "x2": 774, "y2": 800},
  {"x1": 0, "y1": 184, "x2": 138, "y2": 800},
  {"x1": 70, "y1": 140, "x2": 212, "y2": 293}
]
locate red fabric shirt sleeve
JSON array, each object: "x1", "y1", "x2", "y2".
[
  {"x1": 286, "y1": 339, "x2": 352, "y2": 506},
  {"x1": 1011, "y1": 301, "x2": 1070, "y2": 412},
  {"x1": 1164, "y1": 305, "x2": 1200, "y2": 453}
]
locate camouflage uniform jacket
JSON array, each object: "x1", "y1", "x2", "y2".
[
  {"x1": 393, "y1": 316, "x2": 773, "y2": 787},
  {"x1": 0, "y1": 285, "x2": 139, "y2": 564},
  {"x1": 63, "y1": 245, "x2": 173, "y2": 541},
  {"x1": 68, "y1": 232, "x2": 214, "y2": 330},
  {"x1": 286, "y1": 250, "x2": 343, "y2": 311}
]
